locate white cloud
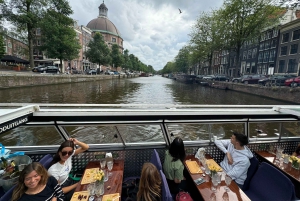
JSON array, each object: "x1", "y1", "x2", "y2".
[{"x1": 69, "y1": 0, "x2": 223, "y2": 70}]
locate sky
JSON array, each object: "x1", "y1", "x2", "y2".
[{"x1": 69, "y1": 0, "x2": 224, "y2": 71}]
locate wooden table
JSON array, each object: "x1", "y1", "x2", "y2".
[
  {"x1": 255, "y1": 151, "x2": 300, "y2": 198},
  {"x1": 185, "y1": 155, "x2": 250, "y2": 201},
  {"x1": 75, "y1": 160, "x2": 124, "y2": 199}
]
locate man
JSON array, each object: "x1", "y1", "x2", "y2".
[{"x1": 215, "y1": 132, "x2": 253, "y2": 188}]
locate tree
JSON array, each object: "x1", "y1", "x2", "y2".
[
  {"x1": 123, "y1": 49, "x2": 132, "y2": 71},
  {"x1": 110, "y1": 44, "x2": 124, "y2": 68},
  {"x1": 1, "y1": 0, "x2": 49, "y2": 67},
  {"x1": 85, "y1": 33, "x2": 111, "y2": 66},
  {"x1": 174, "y1": 46, "x2": 190, "y2": 73},
  {"x1": 218, "y1": 0, "x2": 282, "y2": 76},
  {"x1": 0, "y1": 34, "x2": 5, "y2": 59},
  {"x1": 39, "y1": 0, "x2": 80, "y2": 71}
]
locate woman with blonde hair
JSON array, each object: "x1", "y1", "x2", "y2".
[
  {"x1": 137, "y1": 163, "x2": 162, "y2": 201},
  {"x1": 12, "y1": 162, "x2": 64, "y2": 201}
]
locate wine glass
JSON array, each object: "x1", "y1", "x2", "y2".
[
  {"x1": 107, "y1": 161, "x2": 114, "y2": 177},
  {"x1": 100, "y1": 159, "x2": 106, "y2": 169},
  {"x1": 211, "y1": 176, "x2": 218, "y2": 192},
  {"x1": 224, "y1": 175, "x2": 232, "y2": 191},
  {"x1": 87, "y1": 182, "x2": 95, "y2": 199}
]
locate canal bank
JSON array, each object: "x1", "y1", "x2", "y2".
[
  {"x1": 0, "y1": 72, "x2": 136, "y2": 89},
  {"x1": 203, "y1": 80, "x2": 300, "y2": 104}
]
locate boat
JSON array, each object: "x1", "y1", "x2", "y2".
[
  {"x1": 139, "y1": 73, "x2": 149, "y2": 77},
  {"x1": 0, "y1": 104, "x2": 300, "y2": 199},
  {"x1": 175, "y1": 74, "x2": 196, "y2": 84}
]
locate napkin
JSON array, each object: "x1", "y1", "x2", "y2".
[{"x1": 195, "y1": 147, "x2": 205, "y2": 160}]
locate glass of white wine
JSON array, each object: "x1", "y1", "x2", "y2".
[{"x1": 107, "y1": 161, "x2": 114, "y2": 177}]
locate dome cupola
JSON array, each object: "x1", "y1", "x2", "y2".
[{"x1": 99, "y1": 1, "x2": 108, "y2": 17}]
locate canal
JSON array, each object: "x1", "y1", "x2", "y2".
[
  {"x1": 0, "y1": 76, "x2": 293, "y2": 146},
  {"x1": 0, "y1": 75, "x2": 290, "y2": 105}
]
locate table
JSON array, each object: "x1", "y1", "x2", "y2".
[
  {"x1": 75, "y1": 160, "x2": 124, "y2": 200},
  {"x1": 185, "y1": 155, "x2": 250, "y2": 201},
  {"x1": 255, "y1": 151, "x2": 300, "y2": 197}
]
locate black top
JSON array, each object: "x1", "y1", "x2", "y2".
[{"x1": 18, "y1": 176, "x2": 64, "y2": 201}]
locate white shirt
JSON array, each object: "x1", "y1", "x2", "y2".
[{"x1": 48, "y1": 151, "x2": 74, "y2": 185}]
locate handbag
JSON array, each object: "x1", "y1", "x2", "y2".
[{"x1": 176, "y1": 190, "x2": 193, "y2": 201}]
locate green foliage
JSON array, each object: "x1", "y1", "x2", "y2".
[
  {"x1": 85, "y1": 33, "x2": 111, "y2": 66},
  {"x1": 0, "y1": 34, "x2": 5, "y2": 59},
  {"x1": 122, "y1": 49, "x2": 132, "y2": 71},
  {"x1": 39, "y1": 0, "x2": 80, "y2": 68},
  {"x1": 1, "y1": 0, "x2": 50, "y2": 67},
  {"x1": 110, "y1": 44, "x2": 124, "y2": 68}
]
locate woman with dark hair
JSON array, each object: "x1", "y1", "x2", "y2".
[
  {"x1": 48, "y1": 138, "x2": 89, "y2": 201},
  {"x1": 11, "y1": 162, "x2": 64, "y2": 201},
  {"x1": 292, "y1": 144, "x2": 300, "y2": 158},
  {"x1": 137, "y1": 163, "x2": 162, "y2": 201},
  {"x1": 163, "y1": 137, "x2": 186, "y2": 194}
]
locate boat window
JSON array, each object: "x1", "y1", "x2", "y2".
[
  {"x1": 249, "y1": 122, "x2": 280, "y2": 140},
  {"x1": 166, "y1": 123, "x2": 244, "y2": 141},
  {"x1": 0, "y1": 126, "x2": 65, "y2": 146},
  {"x1": 280, "y1": 122, "x2": 300, "y2": 138},
  {"x1": 64, "y1": 124, "x2": 165, "y2": 143}
]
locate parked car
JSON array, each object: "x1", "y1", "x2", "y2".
[
  {"x1": 213, "y1": 74, "x2": 230, "y2": 82},
  {"x1": 284, "y1": 76, "x2": 300, "y2": 87},
  {"x1": 259, "y1": 74, "x2": 296, "y2": 86},
  {"x1": 45, "y1": 66, "x2": 60, "y2": 74},
  {"x1": 87, "y1": 69, "x2": 97, "y2": 75},
  {"x1": 241, "y1": 74, "x2": 267, "y2": 84},
  {"x1": 232, "y1": 75, "x2": 251, "y2": 83},
  {"x1": 202, "y1": 75, "x2": 215, "y2": 80},
  {"x1": 32, "y1": 66, "x2": 47, "y2": 73}
]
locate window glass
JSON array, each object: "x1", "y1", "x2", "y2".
[
  {"x1": 167, "y1": 123, "x2": 244, "y2": 141},
  {"x1": 0, "y1": 126, "x2": 65, "y2": 146},
  {"x1": 282, "y1": 33, "x2": 289, "y2": 43},
  {"x1": 292, "y1": 29, "x2": 300, "y2": 40},
  {"x1": 288, "y1": 59, "x2": 297, "y2": 73},
  {"x1": 278, "y1": 60, "x2": 285, "y2": 73},
  {"x1": 280, "y1": 46, "x2": 287, "y2": 56},
  {"x1": 290, "y1": 44, "x2": 298, "y2": 54},
  {"x1": 65, "y1": 124, "x2": 164, "y2": 143},
  {"x1": 281, "y1": 122, "x2": 300, "y2": 138},
  {"x1": 249, "y1": 122, "x2": 280, "y2": 141}
]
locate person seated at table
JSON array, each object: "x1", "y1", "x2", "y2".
[
  {"x1": 163, "y1": 137, "x2": 187, "y2": 194},
  {"x1": 292, "y1": 143, "x2": 300, "y2": 158},
  {"x1": 48, "y1": 138, "x2": 89, "y2": 201},
  {"x1": 137, "y1": 162, "x2": 162, "y2": 201},
  {"x1": 215, "y1": 132, "x2": 253, "y2": 189},
  {"x1": 11, "y1": 162, "x2": 64, "y2": 201}
]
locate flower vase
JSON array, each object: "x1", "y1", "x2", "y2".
[
  {"x1": 292, "y1": 162, "x2": 300, "y2": 170},
  {"x1": 95, "y1": 181, "x2": 104, "y2": 196}
]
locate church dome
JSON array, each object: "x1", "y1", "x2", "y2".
[
  {"x1": 87, "y1": 17, "x2": 122, "y2": 37},
  {"x1": 86, "y1": 1, "x2": 122, "y2": 38}
]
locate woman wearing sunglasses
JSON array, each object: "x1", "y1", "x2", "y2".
[{"x1": 48, "y1": 138, "x2": 89, "y2": 201}]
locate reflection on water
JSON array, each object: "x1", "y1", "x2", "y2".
[{"x1": 0, "y1": 76, "x2": 292, "y2": 146}]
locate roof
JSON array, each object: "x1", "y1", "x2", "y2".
[
  {"x1": 87, "y1": 16, "x2": 122, "y2": 38},
  {"x1": 1, "y1": 55, "x2": 29, "y2": 64}
]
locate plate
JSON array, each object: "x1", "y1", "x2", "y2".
[
  {"x1": 102, "y1": 193, "x2": 120, "y2": 201},
  {"x1": 206, "y1": 159, "x2": 222, "y2": 172},
  {"x1": 185, "y1": 160, "x2": 202, "y2": 174},
  {"x1": 71, "y1": 191, "x2": 89, "y2": 201},
  {"x1": 81, "y1": 168, "x2": 99, "y2": 184}
]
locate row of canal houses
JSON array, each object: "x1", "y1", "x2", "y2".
[{"x1": 198, "y1": 8, "x2": 300, "y2": 78}]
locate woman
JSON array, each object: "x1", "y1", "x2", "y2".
[
  {"x1": 163, "y1": 137, "x2": 186, "y2": 194},
  {"x1": 292, "y1": 144, "x2": 300, "y2": 158},
  {"x1": 48, "y1": 138, "x2": 89, "y2": 201},
  {"x1": 12, "y1": 162, "x2": 64, "y2": 201},
  {"x1": 137, "y1": 163, "x2": 161, "y2": 201}
]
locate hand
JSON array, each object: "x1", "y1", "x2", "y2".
[
  {"x1": 226, "y1": 152, "x2": 233, "y2": 165},
  {"x1": 69, "y1": 138, "x2": 79, "y2": 145},
  {"x1": 51, "y1": 197, "x2": 57, "y2": 201}
]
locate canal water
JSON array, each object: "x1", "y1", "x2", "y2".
[
  {"x1": 0, "y1": 76, "x2": 292, "y2": 146},
  {"x1": 0, "y1": 75, "x2": 290, "y2": 105}
]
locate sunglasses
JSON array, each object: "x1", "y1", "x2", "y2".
[{"x1": 61, "y1": 151, "x2": 73, "y2": 156}]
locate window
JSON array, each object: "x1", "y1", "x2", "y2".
[
  {"x1": 36, "y1": 28, "x2": 41, "y2": 35},
  {"x1": 267, "y1": 31, "x2": 272, "y2": 39},
  {"x1": 278, "y1": 60, "x2": 285, "y2": 73},
  {"x1": 257, "y1": 64, "x2": 262, "y2": 74},
  {"x1": 265, "y1": 41, "x2": 270, "y2": 49},
  {"x1": 290, "y1": 44, "x2": 298, "y2": 54},
  {"x1": 269, "y1": 50, "x2": 276, "y2": 62},
  {"x1": 262, "y1": 64, "x2": 267, "y2": 74},
  {"x1": 271, "y1": 40, "x2": 276, "y2": 48},
  {"x1": 258, "y1": 52, "x2": 263, "y2": 63},
  {"x1": 263, "y1": 51, "x2": 269, "y2": 63},
  {"x1": 288, "y1": 59, "x2": 297, "y2": 73},
  {"x1": 37, "y1": 40, "x2": 41, "y2": 46},
  {"x1": 252, "y1": 48, "x2": 257, "y2": 58},
  {"x1": 259, "y1": 43, "x2": 264, "y2": 50},
  {"x1": 247, "y1": 50, "x2": 252, "y2": 59},
  {"x1": 282, "y1": 33, "x2": 289, "y2": 43},
  {"x1": 280, "y1": 46, "x2": 287, "y2": 56},
  {"x1": 273, "y1": 29, "x2": 278, "y2": 37},
  {"x1": 112, "y1": 38, "x2": 116, "y2": 42},
  {"x1": 292, "y1": 29, "x2": 300, "y2": 40},
  {"x1": 251, "y1": 62, "x2": 256, "y2": 74},
  {"x1": 243, "y1": 51, "x2": 247, "y2": 59}
]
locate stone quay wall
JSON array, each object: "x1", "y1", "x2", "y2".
[
  {"x1": 206, "y1": 81, "x2": 300, "y2": 104},
  {"x1": 0, "y1": 74, "x2": 136, "y2": 89}
]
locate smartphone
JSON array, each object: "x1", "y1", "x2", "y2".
[{"x1": 194, "y1": 178, "x2": 205, "y2": 185}]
